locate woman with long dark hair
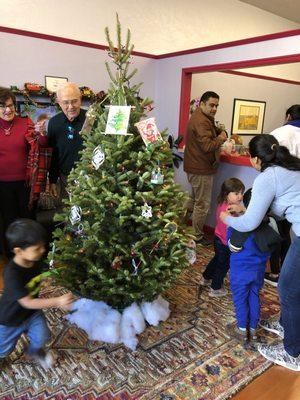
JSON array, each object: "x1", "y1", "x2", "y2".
[{"x1": 220, "y1": 134, "x2": 300, "y2": 371}]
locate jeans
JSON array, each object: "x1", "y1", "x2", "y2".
[
  {"x1": 278, "y1": 236, "x2": 300, "y2": 357},
  {"x1": 203, "y1": 236, "x2": 231, "y2": 289},
  {"x1": 0, "y1": 311, "x2": 50, "y2": 357}
]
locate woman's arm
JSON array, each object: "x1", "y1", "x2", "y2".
[{"x1": 223, "y1": 169, "x2": 276, "y2": 232}]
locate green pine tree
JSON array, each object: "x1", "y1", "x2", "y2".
[{"x1": 50, "y1": 15, "x2": 192, "y2": 309}]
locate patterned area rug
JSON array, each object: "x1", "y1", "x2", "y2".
[{"x1": 0, "y1": 247, "x2": 281, "y2": 400}]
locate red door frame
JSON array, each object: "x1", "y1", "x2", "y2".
[{"x1": 178, "y1": 53, "x2": 300, "y2": 146}]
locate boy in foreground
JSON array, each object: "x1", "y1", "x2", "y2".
[{"x1": 0, "y1": 219, "x2": 73, "y2": 369}]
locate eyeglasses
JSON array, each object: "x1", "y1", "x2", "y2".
[
  {"x1": 60, "y1": 99, "x2": 80, "y2": 107},
  {"x1": 0, "y1": 103, "x2": 15, "y2": 110}
]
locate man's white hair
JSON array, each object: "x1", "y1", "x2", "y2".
[{"x1": 56, "y1": 82, "x2": 81, "y2": 100}]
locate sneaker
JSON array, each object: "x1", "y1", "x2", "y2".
[
  {"x1": 199, "y1": 276, "x2": 211, "y2": 286},
  {"x1": 250, "y1": 328, "x2": 258, "y2": 341},
  {"x1": 208, "y1": 287, "x2": 228, "y2": 297},
  {"x1": 259, "y1": 319, "x2": 284, "y2": 339},
  {"x1": 258, "y1": 343, "x2": 300, "y2": 371},
  {"x1": 264, "y1": 273, "x2": 279, "y2": 287},
  {"x1": 228, "y1": 325, "x2": 248, "y2": 344},
  {"x1": 27, "y1": 349, "x2": 55, "y2": 370}
]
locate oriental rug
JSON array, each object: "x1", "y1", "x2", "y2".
[{"x1": 0, "y1": 247, "x2": 281, "y2": 400}]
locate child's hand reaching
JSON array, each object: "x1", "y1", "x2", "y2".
[
  {"x1": 227, "y1": 203, "x2": 245, "y2": 215},
  {"x1": 220, "y1": 211, "x2": 231, "y2": 223},
  {"x1": 55, "y1": 293, "x2": 74, "y2": 311}
]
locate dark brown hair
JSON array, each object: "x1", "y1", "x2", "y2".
[
  {"x1": 217, "y1": 178, "x2": 245, "y2": 204},
  {"x1": 249, "y1": 134, "x2": 300, "y2": 172},
  {"x1": 0, "y1": 87, "x2": 16, "y2": 107}
]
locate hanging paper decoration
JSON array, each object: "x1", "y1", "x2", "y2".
[
  {"x1": 134, "y1": 117, "x2": 162, "y2": 146},
  {"x1": 92, "y1": 146, "x2": 105, "y2": 170},
  {"x1": 185, "y1": 239, "x2": 197, "y2": 265},
  {"x1": 151, "y1": 166, "x2": 164, "y2": 184},
  {"x1": 141, "y1": 203, "x2": 152, "y2": 219},
  {"x1": 69, "y1": 205, "x2": 82, "y2": 225},
  {"x1": 105, "y1": 105, "x2": 131, "y2": 135}
]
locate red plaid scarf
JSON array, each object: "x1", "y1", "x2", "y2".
[{"x1": 25, "y1": 119, "x2": 52, "y2": 209}]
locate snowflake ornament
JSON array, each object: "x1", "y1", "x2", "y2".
[
  {"x1": 141, "y1": 203, "x2": 152, "y2": 219},
  {"x1": 92, "y1": 146, "x2": 105, "y2": 170}
]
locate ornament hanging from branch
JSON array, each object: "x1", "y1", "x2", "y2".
[
  {"x1": 186, "y1": 239, "x2": 197, "y2": 265},
  {"x1": 151, "y1": 162, "x2": 164, "y2": 185},
  {"x1": 135, "y1": 117, "x2": 162, "y2": 146},
  {"x1": 141, "y1": 203, "x2": 152, "y2": 219},
  {"x1": 105, "y1": 105, "x2": 132, "y2": 135},
  {"x1": 69, "y1": 205, "x2": 82, "y2": 225},
  {"x1": 92, "y1": 146, "x2": 105, "y2": 170}
]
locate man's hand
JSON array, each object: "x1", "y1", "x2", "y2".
[
  {"x1": 219, "y1": 131, "x2": 227, "y2": 141},
  {"x1": 34, "y1": 120, "x2": 47, "y2": 136},
  {"x1": 49, "y1": 183, "x2": 58, "y2": 198}
]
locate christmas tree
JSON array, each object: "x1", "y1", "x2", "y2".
[{"x1": 51, "y1": 16, "x2": 192, "y2": 310}]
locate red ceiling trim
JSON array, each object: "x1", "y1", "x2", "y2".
[
  {"x1": 221, "y1": 70, "x2": 300, "y2": 85},
  {"x1": 156, "y1": 29, "x2": 300, "y2": 59},
  {"x1": 0, "y1": 26, "x2": 157, "y2": 59},
  {"x1": 0, "y1": 26, "x2": 299, "y2": 59}
]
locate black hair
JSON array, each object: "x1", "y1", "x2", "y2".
[
  {"x1": 0, "y1": 87, "x2": 16, "y2": 107},
  {"x1": 217, "y1": 177, "x2": 245, "y2": 204},
  {"x1": 6, "y1": 219, "x2": 48, "y2": 251},
  {"x1": 286, "y1": 104, "x2": 300, "y2": 120},
  {"x1": 249, "y1": 134, "x2": 300, "y2": 172},
  {"x1": 242, "y1": 188, "x2": 252, "y2": 208},
  {"x1": 200, "y1": 91, "x2": 219, "y2": 103}
]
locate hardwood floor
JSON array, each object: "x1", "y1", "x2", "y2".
[
  {"x1": 1, "y1": 258, "x2": 299, "y2": 399},
  {"x1": 232, "y1": 365, "x2": 300, "y2": 400}
]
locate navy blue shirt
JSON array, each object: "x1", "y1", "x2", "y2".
[{"x1": 47, "y1": 109, "x2": 86, "y2": 183}]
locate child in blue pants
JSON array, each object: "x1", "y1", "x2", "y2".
[{"x1": 228, "y1": 189, "x2": 281, "y2": 345}]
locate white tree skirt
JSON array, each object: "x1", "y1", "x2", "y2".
[{"x1": 66, "y1": 295, "x2": 170, "y2": 350}]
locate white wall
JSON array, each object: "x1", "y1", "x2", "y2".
[
  {"x1": 190, "y1": 71, "x2": 300, "y2": 145},
  {"x1": 0, "y1": 32, "x2": 156, "y2": 101}
]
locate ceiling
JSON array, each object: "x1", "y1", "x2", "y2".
[
  {"x1": 239, "y1": 0, "x2": 300, "y2": 24},
  {"x1": 0, "y1": 0, "x2": 299, "y2": 55}
]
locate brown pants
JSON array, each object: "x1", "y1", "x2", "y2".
[{"x1": 184, "y1": 173, "x2": 213, "y2": 241}]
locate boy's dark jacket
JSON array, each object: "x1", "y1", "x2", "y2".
[{"x1": 228, "y1": 215, "x2": 282, "y2": 253}]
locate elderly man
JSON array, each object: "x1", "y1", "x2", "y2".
[
  {"x1": 184, "y1": 91, "x2": 227, "y2": 246},
  {"x1": 47, "y1": 83, "x2": 86, "y2": 200}
]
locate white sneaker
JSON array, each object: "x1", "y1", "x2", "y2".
[
  {"x1": 208, "y1": 287, "x2": 228, "y2": 297},
  {"x1": 259, "y1": 319, "x2": 284, "y2": 339},
  {"x1": 258, "y1": 343, "x2": 300, "y2": 371},
  {"x1": 199, "y1": 276, "x2": 211, "y2": 286},
  {"x1": 28, "y1": 350, "x2": 55, "y2": 370}
]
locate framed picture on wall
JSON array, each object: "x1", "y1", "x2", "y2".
[
  {"x1": 17, "y1": 101, "x2": 57, "y2": 123},
  {"x1": 231, "y1": 98, "x2": 266, "y2": 135},
  {"x1": 45, "y1": 75, "x2": 68, "y2": 93}
]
